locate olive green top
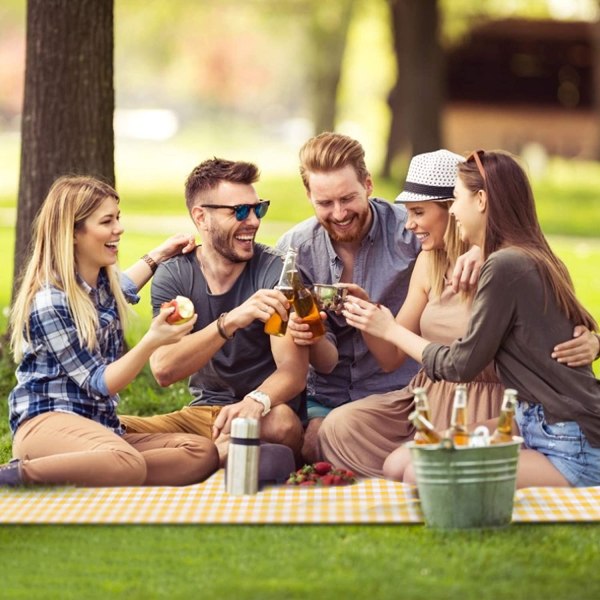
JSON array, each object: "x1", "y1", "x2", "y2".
[{"x1": 423, "y1": 248, "x2": 600, "y2": 447}]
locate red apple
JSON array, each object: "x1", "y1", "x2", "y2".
[{"x1": 161, "y1": 295, "x2": 194, "y2": 325}]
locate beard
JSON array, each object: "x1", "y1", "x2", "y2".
[
  {"x1": 209, "y1": 225, "x2": 254, "y2": 263},
  {"x1": 321, "y1": 209, "x2": 371, "y2": 243}
]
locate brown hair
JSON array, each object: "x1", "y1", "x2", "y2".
[
  {"x1": 458, "y1": 150, "x2": 597, "y2": 329},
  {"x1": 184, "y1": 158, "x2": 260, "y2": 214},
  {"x1": 299, "y1": 132, "x2": 370, "y2": 190}
]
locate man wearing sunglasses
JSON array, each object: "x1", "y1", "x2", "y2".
[{"x1": 120, "y1": 158, "x2": 309, "y2": 465}]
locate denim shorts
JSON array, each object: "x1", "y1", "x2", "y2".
[
  {"x1": 306, "y1": 397, "x2": 333, "y2": 420},
  {"x1": 515, "y1": 402, "x2": 600, "y2": 487}
]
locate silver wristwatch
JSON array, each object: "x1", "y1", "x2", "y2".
[{"x1": 247, "y1": 390, "x2": 271, "y2": 416}]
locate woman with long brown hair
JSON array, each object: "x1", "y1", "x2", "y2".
[{"x1": 345, "y1": 150, "x2": 600, "y2": 487}]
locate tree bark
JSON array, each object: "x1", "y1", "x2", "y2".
[
  {"x1": 593, "y1": 4, "x2": 600, "y2": 160},
  {"x1": 14, "y1": 0, "x2": 115, "y2": 298},
  {"x1": 383, "y1": 0, "x2": 443, "y2": 177},
  {"x1": 308, "y1": 0, "x2": 355, "y2": 135}
]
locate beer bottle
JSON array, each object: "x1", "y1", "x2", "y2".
[
  {"x1": 413, "y1": 387, "x2": 431, "y2": 421},
  {"x1": 291, "y1": 268, "x2": 326, "y2": 339},
  {"x1": 409, "y1": 410, "x2": 443, "y2": 445},
  {"x1": 264, "y1": 249, "x2": 297, "y2": 336},
  {"x1": 490, "y1": 388, "x2": 518, "y2": 444},
  {"x1": 449, "y1": 384, "x2": 469, "y2": 446},
  {"x1": 412, "y1": 387, "x2": 432, "y2": 443}
]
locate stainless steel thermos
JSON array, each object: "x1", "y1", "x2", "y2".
[{"x1": 225, "y1": 417, "x2": 260, "y2": 495}]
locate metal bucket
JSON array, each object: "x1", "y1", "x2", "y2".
[{"x1": 408, "y1": 437, "x2": 522, "y2": 529}]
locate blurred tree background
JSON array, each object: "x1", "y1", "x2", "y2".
[
  {"x1": 2, "y1": 0, "x2": 599, "y2": 178},
  {"x1": 1, "y1": 0, "x2": 600, "y2": 297}
]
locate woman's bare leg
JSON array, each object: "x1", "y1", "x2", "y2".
[
  {"x1": 383, "y1": 446, "x2": 412, "y2": 481},
  {"x1": 515, "y1": 449, "x2": 570, "y2": 488}
]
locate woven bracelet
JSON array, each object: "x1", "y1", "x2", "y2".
[{"x1": 217, "y1": 312, "x2": 234, "y2": 340}]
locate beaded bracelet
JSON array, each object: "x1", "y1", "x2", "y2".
[
  {"x1": 141, "y1": 254, "x2": 158, "y2": 274},
  {"x1": 216, "y1": 312, "x2": 234, "y2": 340}
]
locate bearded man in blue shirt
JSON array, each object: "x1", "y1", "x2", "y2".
[{"x1": 277, "y1": 132, "x2": 425, "y2": 462}]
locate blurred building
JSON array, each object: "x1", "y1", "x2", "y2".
[{"x1": 444, "y1": 18, "x2": 598, "y2": 158}]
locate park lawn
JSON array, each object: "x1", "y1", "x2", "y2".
[
  {"x1": 1, "y1": 232, "x2": 600, "y2": 599},
  {"x1": 1, "y1": 164, "x2": 600, "y2": 599},
  {"x1": 1, "y1": 523, "x2": 600, "y2": 599}
]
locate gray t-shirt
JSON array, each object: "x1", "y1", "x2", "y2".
[
  {"x1": 151, "y1": 244, "x2": 287, "y2": 406},
  {"x1": 277, "y1": 198, "x2": 421, "y2": 408},
  {"x1": 423, "y1": 247, "x2": 600, "y2": 447}
]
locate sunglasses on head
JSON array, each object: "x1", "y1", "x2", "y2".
[
  {"x1": 200, "y1": 200, "x2": 270, "y2": 221},
  {"x1": 466, "y1": 149, "x2": 486, "y2": 180}
]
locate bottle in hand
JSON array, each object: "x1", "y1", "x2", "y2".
[
  {"x1": 264, "y1": 249, "x2": 297, "y2": 337},
  {"x1": 290, "y1": 267, "x2": 325, "y2": 339}
]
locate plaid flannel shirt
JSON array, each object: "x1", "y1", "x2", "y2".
[{"x1": 8, "y1": 270, "x2": 139, "y2": 437}]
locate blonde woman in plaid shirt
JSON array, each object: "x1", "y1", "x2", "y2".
[{"x1": 0, "y1": 176, "x2": 219, "y2": 487}]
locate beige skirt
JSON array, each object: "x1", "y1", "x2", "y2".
[{"x1": 318, "y1": 366, "x2": 504, "y2": 479}]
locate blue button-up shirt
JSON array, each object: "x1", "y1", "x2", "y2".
[
  {"x1": 277, "y1": 198, "x2": 421, "y2": 408},
  {"x1": 8, "y1": 271, "x2": 139, "y2": 436}
]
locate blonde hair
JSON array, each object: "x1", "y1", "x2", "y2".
[
  {"x1": 299, "y1": 132, "x2": 370, "y2": 190},
  {"x1": 426, "y1": 202, "x2": 471, "y2": 299},
  {"x1": 10, "y1": 175, "x2": 130, "y2": 362}
]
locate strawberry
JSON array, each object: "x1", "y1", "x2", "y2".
[
  {"x1": 313, "y1": 461, "x2": 333, "y2": 475},
  {"x1": 319, "y1": 474, "x2": 335, "y2": 486},
  {"x1": 285, "y1": 463, "x2": 357, "y2": 486}
]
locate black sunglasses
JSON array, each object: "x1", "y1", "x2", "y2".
[{"x1": 200, "y1": 200, "x2": 270, "y2": 221}]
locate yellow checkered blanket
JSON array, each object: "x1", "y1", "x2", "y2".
[{"x1": 1, "y1": 470, "x2": 598, "y2": 524}]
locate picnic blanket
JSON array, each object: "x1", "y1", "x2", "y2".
[{"x1": 0, "y1": 470, "x2": 598, "y2": 524}]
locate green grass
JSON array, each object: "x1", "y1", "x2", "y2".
[
  {"x1": 1, "y1": 524, "x2": 599, "y2": 599},
  {"x1": 2, "y1": 149, "x2": 600, "y2": 598}
]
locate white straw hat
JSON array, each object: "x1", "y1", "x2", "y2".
[{"x1": 396, "y1": 149, "x2": 465, "y2": 203}]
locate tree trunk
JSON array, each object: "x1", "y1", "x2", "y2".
[
  {"x1": 382, "y1": 0, "x2": 409, "y2": 178},
  {"x1": 593, "y1": 5, "x2": 600, "y2": 160},
  {"x1": 383, "y1": 0, "x2": 443, "y2": 177},
  {"x1": 14, "y1": 0, "x2": 115, "y2": 298},
  {"x1": 308, "y1": 0, "x2": 355, "y2": 135}
]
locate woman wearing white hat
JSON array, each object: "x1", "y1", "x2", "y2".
[
  {"x1": 318, "y1": 149, "x2": 598, "y2": 480},
  {"x1": 344, "y1": 150, "x2": 600, "y2": 487}
]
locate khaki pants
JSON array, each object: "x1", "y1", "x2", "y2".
[
  {"x1": 13, "y1": 411, "x2": 219, "y2": 487},
  {"x1": 119, "y1": 405, "x2": 223, "y2": 439}
]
